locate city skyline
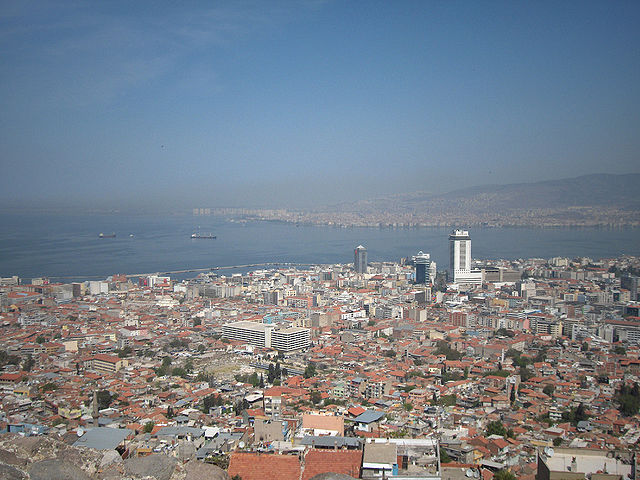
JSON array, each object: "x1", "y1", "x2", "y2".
[{"x1": 2, "y1": 1, "x2": 640, "y2": 211}]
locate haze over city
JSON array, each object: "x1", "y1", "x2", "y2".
[{"x1": 2, "y1": 1, "x2": 639, "y2": 211}]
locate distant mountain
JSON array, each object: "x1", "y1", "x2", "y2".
[{"x1": 319, "y1": 173, "x2": 640, "y2": 214}]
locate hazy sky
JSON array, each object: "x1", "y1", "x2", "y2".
[{"x1": 2, "y1": 1, "x2": 639, "y2": 210}]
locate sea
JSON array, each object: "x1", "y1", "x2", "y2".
[{"x1": 1, "y1": 213, "x2": 640, "y2": 282}]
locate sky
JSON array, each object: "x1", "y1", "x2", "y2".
[{"x1": 1, "y1": 0, "x2": 639, "y2": 211}]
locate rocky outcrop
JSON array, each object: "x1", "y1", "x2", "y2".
[{"x1": 0, "y1": 433, "x2": 230, "y2": 480}]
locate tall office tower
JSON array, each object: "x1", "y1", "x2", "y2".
[
  {"x1": 354, "y1": 245, "x2": 368, "y2": 274},
  {"x1": 449, "y1": 229, "x2": 482, "y2": 285},
  {"x1": 414, "y1": 251, "x2": 431, "y2": 284}
]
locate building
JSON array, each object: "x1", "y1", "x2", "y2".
[
  {"x1": 90, "y1": 354, "x2": 128, "y2": 374},
  {"x1": 415, "y1": 251, "x2": 431, "y2": 284},
  {"x1": 622, "y1": 275, "x2": 640, "y2": 301},
  {"x1": 354, "y1": 245, "x2": 368, "y2": 274},
  {"x1": 271, "y1": 326, "x2": 311, "y2": 352},
  {"x1": 222, "y1": 321, "x2": 310, "y2": 352},
  {"x1": 449, "y1": 229, "x2": 482, "y2": 285},
  {"x1": 536, "y1": 448, "x2": 631, "y2": 480}
]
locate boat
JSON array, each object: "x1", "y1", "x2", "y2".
[
  {"x1": 191, "y1": 233, "x2": 216, "y2": 239},
  {"x1": 98, "y1": 233, "x2": 116, "y2": 238}
]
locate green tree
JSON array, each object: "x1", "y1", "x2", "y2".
[
  {"x1": 143, "y1": 421, "x2": 154, "y2": 433},
  {"x1": 553, "y1": 437, "x2": 562, "y2": 447},
  {"x1": 171, "y1": 367, "x2": 188, "y2": 378},
  {"x1": 97, "y1": 390, "x2": 112, "y2": 410},
  {"x1": 117, "y1": 346, "x2": 132, "y2": 358},
  {"x1": 310, "y1": 390, "x2": 322, "y2": 405},
  {"x1": 435, "y1": 341, "x2": 462, "y2": 360},
  {"x1": 615, "y1": 382, "x2": 640, "y2": 416},
  {"x1": 494, "y1": 470, "x2": 516, "y2": 480},
  {"x1": 22, "y1": 354, "x2": 35, "y2": 372},
  {"x1": 543, "y1": 385, "x2": 555, "y2": 397},
  {"x1": 304, "y1": 362, "x2": 317, "y2": 379},
  {"x1": 438, "y1": 394, "x2": 457, "y2": 406},
  {"x1": 613, "y1": 345, "x2": 626, "y2": 355},
  {"x1": 486, "y1": 420, "x2": 507, "y2": 437},
  {"x1": 36, "y1": 335, "x2": 45, "y2": 344},
  {"x1": 403, "y1": 402, "x2": 413, "y2": 411},
  {"x1": 439, "y1": 447, "x2": 451, "y2": 463},
  {"x1": 520, "y1": 366, "x2": 533, "y2": 382}
]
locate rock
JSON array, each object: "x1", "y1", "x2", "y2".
[
  {"x1": 124, "y1": 454, "x2": 177, "y2": 480},
  {"x1": 100, "y1": 449, "x2": 123, "y2": 468},
  {"x1": 0, "y1": 463, "x2": 27, "y2": 480},
  {"x1": 183, "y1": 459, "x2": 229, "y2": 480},
  {"x1": 0, "y1": 447, "x2": 27, "y2": 466},
  {"x1": 29, "y1": 458, "x2": 91, "y2": 480}
]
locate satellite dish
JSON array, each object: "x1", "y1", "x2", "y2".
[
  {"x1": 77, "y1": 428, "x2": 84, "y2": 437},
  {"x1": 239, "y1": 441, "x2": 245, "y2": 449},
  {"x1": 465, "y1": 469, "x2": 474, "y2": 477}
]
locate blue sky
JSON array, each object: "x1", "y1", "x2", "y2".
[{"x1": 1, "y1": 1, "x2": 639, "y2": 210}]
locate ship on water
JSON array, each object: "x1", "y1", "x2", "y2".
[
  {"x1": 191, "y1": 232, "x2": 216, "y2": 239},
  {"x1": 98, "y1": 233, "x2": 116, "y2": 238}
]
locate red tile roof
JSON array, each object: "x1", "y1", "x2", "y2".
[
  {"x1": 228, "y1": 452, "x2": 301, "y2": 480},
  {"x1": 302, "y1": 449, "x2": 363, "y2": 480}
]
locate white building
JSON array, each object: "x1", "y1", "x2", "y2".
[
  {"x1": 222, "y1": 321, "x2": 310, "y2": 352},
  {"x1": 449, "y1": 229, "x2": 482, "y2": 285}
]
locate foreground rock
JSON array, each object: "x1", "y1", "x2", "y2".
[{"x1": 0, "y1": 433, "x2": 230, "y2": 480}]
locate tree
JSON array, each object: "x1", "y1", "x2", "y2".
[
  {"x1": 97, "y1": 390, "x2": 112, "y2": 410},
  {"x1": 439, "y1": 447, "x2": 451, "y2": 464},
  {"x1": 613, "y1": 345, "x2": 626, "y2": 355},
  {"x1": 520, "y1": 366, "x2": 533, "y2": 382},
  {"x1": 171, "y1": 367, "x2": 188, "y2": 378},
  {"x1": 615, "y1": 382, "x2": 640, "y2": 416},
  {"x1": 22, "y1": 354, "x2": 35, "y2": 372},
  {"x1": 494, "y1": 470, "x2": 516, "y2": 480},
  {"x1": 143, "y1": 421, "x2": 154, "y2": 433},
  {"x1": 553, "y1": 437, "x2": 562, "y2": 447},
  {"x1": 581, "y1": 342, "x2": 589, "y2": 352},
  {"x1": 543, "y1": 385, "x2": 555, "y2": 397},
  {"x1": 403, "y1": 402, "x2": 413, "y2": 411},
  {"x1": 438, "y1": 394, "x2": 457, "y2": 406},
  {"x1": 304, "y1": 362, "x2": 316, "y2": 379},
  {"x1": 36, "y1": 335, "x2": 45, "y2": 344},
  {"x1": 310, "y1": 390, "x2": 322, "y2": 405},
  {"x1": 117, "y1": 346, "x2": 132, "y2": 358},
  {"x1": 486, "y1": 420, "x2": 507, "y2": 437},
  {"x1": 193, "y1": 318, "x2": 202, "y2": 326},
  {"x1": 202, "y1": 394, "x2": 223, "y2": 413}
]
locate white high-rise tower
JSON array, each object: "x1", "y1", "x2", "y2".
[{"x1": 449, "y1": 229, "x2": 482, "y2": 285}]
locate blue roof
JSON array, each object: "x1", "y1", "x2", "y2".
[
  {"x1": 300, "y1": 435, "x2": 361, "y2": 448},
  {"x1": 73, "y1": 427, "x2": 133, "y2": 450},
  {"x1": 353, "y1": 410, "x2": 385, "y2": 424}
]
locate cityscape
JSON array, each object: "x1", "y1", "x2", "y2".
[
  {"x1": 2, "y1": 1, "x2": 640, "y2": 480},
  {"x1": 1, "y1": 229, "x2": 640, "y2": 480}
]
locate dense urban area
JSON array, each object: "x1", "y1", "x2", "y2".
[{"x1": 1, "y1": 231, "x2": 640, "y2": 480}]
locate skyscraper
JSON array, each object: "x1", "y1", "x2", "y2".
[
  {"x1": 414, "y1": 251, "x2": 431, "y2": 284},
  {"x1": 354, "y1": 245, "x2": 367, "y2": 274},
  {"x1": 449, "y1": 229, "x2": 482, "y2": 285}
]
